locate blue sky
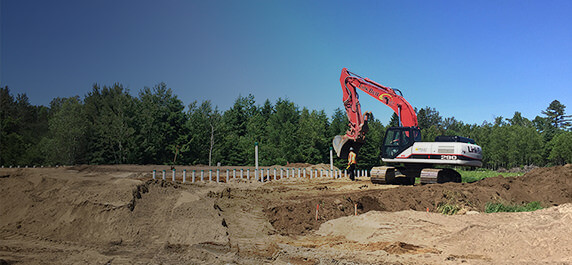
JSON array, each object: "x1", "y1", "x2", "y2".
[{"x1": 1, "y1": 0, "x2": 571, "y2": 125}]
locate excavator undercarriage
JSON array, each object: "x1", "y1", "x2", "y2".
[
  {"x1": 370, "y1": 166, "x2": 462, "y2": 185},
  {"x1": 333, "y1": 68, "x2": 482, "y2": 185}
]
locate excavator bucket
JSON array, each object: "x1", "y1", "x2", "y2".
[
  {"x1": 332, "y1": 135, "x2": 363, "y2": 159},
  {"x1": 332, "y1": 135, "x2": 348, "y2": 157}
]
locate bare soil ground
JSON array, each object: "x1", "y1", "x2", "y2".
[{"x1": 0, "y1": 164, "x2": 571, "y2": 264}]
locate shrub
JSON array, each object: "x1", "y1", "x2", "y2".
[{"x1": 437, "y1": 203, "x2": 461, "y2": 215}]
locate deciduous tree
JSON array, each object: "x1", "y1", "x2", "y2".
[
  {"x1": 45, "y1": 96, "x2": 87, "y2": 165},
  {"x1": 137, "y1": 83, "x2": 187, "y2": 164},
  {"x1": 548, "y1": 132, "x2": 572, "y2": 165}
]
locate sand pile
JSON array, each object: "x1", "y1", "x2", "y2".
[
  {"x1": 315, "y1": 203, "x2": 572, "y2": 263},
  {"x1": 0, "y1": 168, "x2": 232, "y2": 264}
]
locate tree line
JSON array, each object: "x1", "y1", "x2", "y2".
[{"x1": 1, "y1": 84, "x2": 571, "y2": 169}]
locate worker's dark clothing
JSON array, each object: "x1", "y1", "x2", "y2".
[
  {"x1": 348, "y1": 150, "x2": 357, "y2": 181},
  {"x1": 348, "y1": 164, "x2": 356, "y2": 181}
]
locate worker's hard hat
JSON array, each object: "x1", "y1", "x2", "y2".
[{"x1": 349, "y1": 147, "x2": 354, "y2": 151}]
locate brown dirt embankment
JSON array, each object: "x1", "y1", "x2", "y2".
[
  {"x1": 0, "y1": 167, "x2": 234, "y2": 264},
  {"x1": 267, "y1": 164, "x2": 572, "y2": 236},
  {"x1": 1, "y1": 164, "x2": 571, "y2": 264}
]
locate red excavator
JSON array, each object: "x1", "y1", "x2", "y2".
[{"x1": 333, "y1": 68, "x2": 482, "y2": 184}]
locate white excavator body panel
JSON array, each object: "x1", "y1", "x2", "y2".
[{"x1": 382, "y1": 141, "x2": 483, "y2": 167}]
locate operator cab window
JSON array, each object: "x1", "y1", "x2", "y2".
[
  {"x1": 382, "y1": 127, "x2": 420, "y2": 159},
  {"x1": 385, "y1": 130, "x2": 401, "y2": 146},
  {"x1": 412, "y1": 129, "x2": 421, "y2": 142}
]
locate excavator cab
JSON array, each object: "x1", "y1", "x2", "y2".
[{"x1": 382, "y1": 127, "x2": 421, "y2": 159}]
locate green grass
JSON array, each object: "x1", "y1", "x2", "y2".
[
  {"x1": 485, "y1": 201, "x2": 543, "y2": 213},
  {"x1": 457, "y1": 169, "x2": 523, "y2": 183},
  {"x1": 412, "y1": 169, "x2": 522, "y2": 184}
]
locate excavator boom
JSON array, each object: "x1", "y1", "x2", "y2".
[
  {"x1": 333, "y1": 68, "x2": 417, "y2": 158},
  {"x1": 333, "y1": 67, "x2": 482, "y2": 185}
]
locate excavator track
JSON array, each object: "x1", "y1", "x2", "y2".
[
  {"x1": 370, "y1": 166, "x2": 415, "y2": 185},
  {"x1": 370, "y1": 166, "x2": 394, "y2": 184},
  {"x1": 420, "y1": 168, "x2": 462, "y2": 184}
]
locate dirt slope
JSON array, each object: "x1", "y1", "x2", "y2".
[
  {"x1": 268, "y1": 165, "x2": 572, "y2": 236},
  {"x1": 0, "y1": 164, "x2": 571, "y2": 264}
]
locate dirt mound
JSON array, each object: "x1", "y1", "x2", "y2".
[
  {"x1": 0, "y1": 168, "x2": 233, "y2": 264},
  {"x1": 284, "y1": 162, "x2": 313, "y2": 168},
  {"x1": 497, "y1": 164, "x2": 539, "y2": 173},
  {"x1": 268, "y1": 165, "x2": 572, "y2": 235},
  {"x1": 2, "y1": 164, "x2": 572, "y2": 264},
  {"x1": 315, "y1": 203, "x2": 572, "y2": 263}
]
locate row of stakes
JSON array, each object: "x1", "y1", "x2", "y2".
[
  {"x1": 1, "y1": 165, "x2": 49, "y2": 168},
  {"x1": 152, "y1": 168, "x2": 370, "y2": 183}
]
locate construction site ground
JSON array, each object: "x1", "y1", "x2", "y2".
[{"x1": 1, "y1": 164, "x2": 571, "y2": 264}]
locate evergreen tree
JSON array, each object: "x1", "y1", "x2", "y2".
[
  {"x1": 0, "y1": 87, "x2": 22, "y2": 165},
  {"x1": 542, "y1": 100, "x2": 571, "y2": 130},
  {"x1": 263, "y1": 98, "x2": 299, "y2": 165},
  {"x1": 218, "y1": 95, "x2": 257, "y2": 166},
  {"x1": 442, "y1": 117, "x2": 462, "y2": 134},
  {"x1": 0, "y1": 87, "x2": 49, "y2": 166},
  {"x1": 2, "y1": 81, "x2": 569, "y2": 169},
  {"x1": 534, "y1": 100, "x2": 571, "y2": 164},
  {"x1": 422, "y1": 125, "x2": 441, "y2": 142},
  {"x1": 417, "y1": 106, "x2": 441, "y2": 129},
  {"x1": 357, "y1": 116, "x2": 385, "y2": 170},
  {"x1": 328, "y1": 108, "x2": 348, "y2": 137},
  {"x1": 388, "y1": 113, "x2": 400, "y2": 127},
  {"x1": 494, "y1": 116, "x2": 506, "y2": 127},
  {"x1": 297, "y1": 108, "x2": 329, "y2": 164},
  {"x1": 242, "y1": 110, "x2": 265, "y2": 166},
  {"x1": 506, "y1": 111, "x2": 532, "y2": 127},
  {"x1": 206, "y1": 105, "x2": 222, "y2": 166},
  {"x1": 260, "y1": 99, "x2": 274, "y2": 123}
]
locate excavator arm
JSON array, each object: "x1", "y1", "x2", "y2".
[{"x1": 333, "y1": 68, "x2": 418, "y2": 158}]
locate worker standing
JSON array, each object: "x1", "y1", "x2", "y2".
[{"x1": 347, "y1": 147, "x2": 357, "y2": 181}]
